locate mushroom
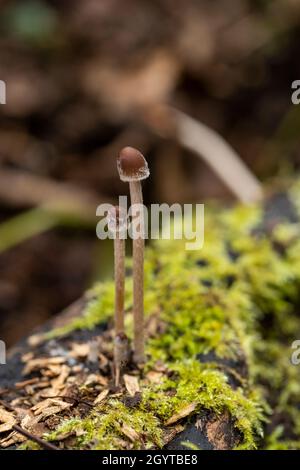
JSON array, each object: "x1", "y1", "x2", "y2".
[
  {"x1": 117, "y1": 147, "x2": 149, "y2": 363},
  {"x1": 107, "y1": 205, "x2": 129, "y2": 384}
]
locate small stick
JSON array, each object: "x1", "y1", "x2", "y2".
[
  {"x1": 117, "y1": 148, "x2": 149, "y2": 364},
  {"x1": 143, "y1": 105, "x2": 263, "y2": 204},
  {"x1": 12, "y1": 424, "x2": 60, "y2": 451}
]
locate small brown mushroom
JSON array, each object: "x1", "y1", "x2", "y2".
[{"x1": 117, "y1": 147, "x2": 149, "y2": 364}]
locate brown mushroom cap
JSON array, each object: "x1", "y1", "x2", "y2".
[{"x1": 117, "y1": 146, "x2": 150, "y2": 182}]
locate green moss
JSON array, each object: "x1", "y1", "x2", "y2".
[
  {"x1": 46, "y1": 402, "x2": 163, "y2": 450},
  {"x1": 26, "y1": 178, "x2": 300, "y2": 450},
  {"x1": 18, "y1": 441, "x2": 41, "y2": 450}
]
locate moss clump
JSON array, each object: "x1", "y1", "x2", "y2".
[
  {"x1": 36, "y1": 179, "x2": 300, "y2": 450},
  {"x1": 46, "y1": 402, "x2": 163, "y2": 450},
  {"x1": 46, "y1": 359, "x2": 263, "y2": 450}
]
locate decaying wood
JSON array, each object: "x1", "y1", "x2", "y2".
[{"x1": 0, "y1": 295, "x2": 249, "y2": 450}]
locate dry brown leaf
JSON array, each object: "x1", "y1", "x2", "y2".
[
  {"x1": 42, "y1": 364, "x2": 64, "y2": 377},
  {"x1": 31, "y1": 398, "x2": 71, "y2": 418},
  {"x1": 120, "y1": 423, "x2": 140, "y2": 442},
  {"x1": 0, "y1": 431, "x2": 26, "y2": 448},
  {"x1": 85, "y1": 374, "x2": 108, "y2": 387},
  {"x1": 23, "y1": 357, "x2": 65, "y2": 375},
  {"x1": 34, "y1": 405, "x2": 68, "y2": 420},
  {"x1": 0, "y1": 407, "x2": 16, "y2": 433},
  {"x1": 15, "y1": 378, "x2": 40, "y2": 389},
  {"x1": 21, "y1": 413, "x2": 41, "y2": 428},
  {"x1": 94, "y1": 389, "x2": 109, "y2": 405},
  {"x1": 51, "y1": 365, "x2": 70, "y2": 391},
  {"x1": 123, "y1": 375, "x2": 140, "y2": 397},
  {"x1": 165, "y1": 403, "x2": 197, "y2": 426}
]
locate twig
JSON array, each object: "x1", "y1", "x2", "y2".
[
  {"x1": 12, "y1": 424, "x2": 60, "y2": 451},
  {"x1": 143, "y1": 105, "x2": 263, "y2": 204}
]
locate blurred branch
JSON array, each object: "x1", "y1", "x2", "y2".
[{"x1": 143, "y1": 105, "x2": 263, "y2": 204}]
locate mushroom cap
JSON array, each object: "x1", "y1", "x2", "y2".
[
  {"x1": 107, "y1": 205, "x2": 127, "y2": 233},
  {"x1": 117, "y1": 146, "x2": 150, "y2": 182}
]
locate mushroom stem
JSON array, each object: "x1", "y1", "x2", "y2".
[
  {"x1": 107, "y1": 206, "x2": 129, "y2": 384},
  {"x1": 129, "y1": 180, "x2": 145, "y2": 363},
  {"x1": 114, "y1": 230, "x2": 125, "y2": 334},
  {"x1": 114, "y1": 333, "x2": 129, "y2": 387}
]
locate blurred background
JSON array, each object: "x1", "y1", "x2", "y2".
[{"x1": 0, "y1": 0, "x2": 300, "y2": 347}]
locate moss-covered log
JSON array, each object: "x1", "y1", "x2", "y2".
[{"x1": 1, "y1": 179, "x2": 300, "y2": 450}]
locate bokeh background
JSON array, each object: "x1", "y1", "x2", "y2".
[{"x1": 0, "y1": 0, "x2": 300, "y2": 346}]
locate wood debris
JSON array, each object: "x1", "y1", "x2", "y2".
[
  {"x1": 163, "y1": 424, "x2": 185, "y2": 445},
  {"x1": 0, "y1": 407, "x2": 16, "y2": 433},
  {"x1": 27, "y1": 333, "x2": 47, "y2": 347},
  {"x1": 23, "y1": 357, "x2": 65, "y2": 376},
  {"x1": 123, "y1": 374, "x2": 140, "y2": 397},
  {"x1": 120, "y1": 423, "x2": 140, "y2": 442},
  {"x1": 51, "y1": 365, "x2": 70, "y2": 392},
  {"x1": 31, "y1": 398, "x2": 71, "y2": 419},
  {"x1": 0, "y1": 431, "x2": 26, "y2": 448},
  {"x1": 15, "y1": 377, "x2": 40, "y2": 389},
  {"x1": 94, "y1": 389, "x2": 109, "y2": 405},
  {"x1": 165, "y1": 403, "x2": 197, "y2": 426},
  {"x1": 69, "y1": 343, "x2": 89, "y2": 358},
  {"x1": 85, "y1": 373, "x2": 108, "y2": 387}
]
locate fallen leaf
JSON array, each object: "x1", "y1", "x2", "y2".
[
  {"x1": 165, "y1": 403, "x2": 197, "y2": 426},
  {"x1": 94, "y1": 389, "x2": 109, "y2": 405},
  {"x1": 123, "y1": 375, "x2": 140, "y2": 397}
]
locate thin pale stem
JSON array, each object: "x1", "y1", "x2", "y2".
[
  {"x1": 114, "y1": 233, "x2": 125, "y2": 334},
  {"x1": 129, "y1": 180, "x2": 145, "y2": 363}
]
